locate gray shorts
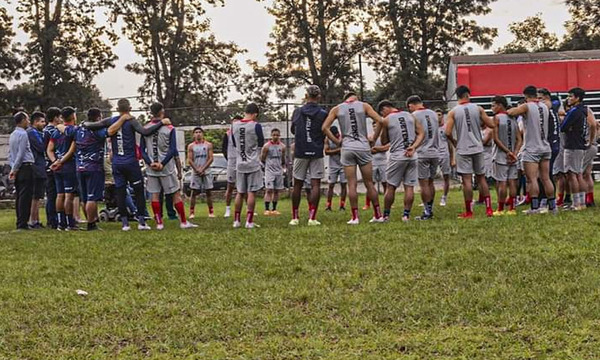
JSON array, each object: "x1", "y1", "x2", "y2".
[
  {"x1": 147, "y1": 173, "x2": 180, "y2": 195},
  {"x1": 522, "y1": 150, "x2": 551, "y2": 164},
  {"x1": 236, "y1": 170, "x2": 263, "y2": 193},
  {"x1": 293, "y1": 158, "x2": 324, "y2": 180},
  {"x1": 227, "y1": 167, "x2": 236, "y2": 184},
  {"x1": 438, "y1": 156, "x2": 451, "y2": 176},
  {"x1": 340, "y1": 149, "x2": 373, "y2": 167},
  {"x1": 386, "y1": 159, "x2": 418, "y2": 188},
  {"x1": 553, "y1": 149, "x2": 565, "y2": 175},
  {"x1": 418, "y1": 158, "x2": 439, "y2": 180},
  {"x1": 456, "y1": 152, "x2": 485, "y2": 175},
  {"x1": 373, "y1": 164, "x2": 387, "y2": 183},
  {"x1": 493, "y1": 162, "x2": 518, "y2": 182},
  {"x1": 265, "y1": 172, "x2": 285, "y2": 190},
  {"x1": 564, "y1": 149, "x2": 584, "y2": 174},
  {"x1": 583, "y1": 145, "x2": 597, "y2": 170},
  {"x1": 191, "y1": 173, "x2": 214, "y2": 192},
  {"x1": 328, "y1": 167, "x2": 347, "y2": 184}
]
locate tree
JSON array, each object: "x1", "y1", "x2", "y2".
[
  {"x1": 0, "y1": 5, "x2": 21, "y2": 86},
  {"x1": 561, "y1": 0, "x2": 600, "y2": 50},
  {"x1": 242, "y1": 0, "x2": 373, "y2": 104},
  {"x1": 102, "y1": 0, "x2": 243, "y2": 109},
  {"x1": 496, "y1": 14, "x2": 559, "y2": 54},
  {"x1": 17, "y1": 0, "x2": 117, "y2": 108}
]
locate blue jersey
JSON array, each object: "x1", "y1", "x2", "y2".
[
  {"x1": 43, "y1": 124, "x2": 57, "y2": 172},
  {"x1": 76, "y1": 127, "x2": 108, "y2": 172},
  {"x1": 109, "y1": 116, "x2": 139, "y2": 165},
  {"x1": 50, "y1": 125, "x2": 76, "y2": 174}
]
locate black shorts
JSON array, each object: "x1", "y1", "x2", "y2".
[{"x1": 33, "y1": 177, "x2": 46, "y2": 200}]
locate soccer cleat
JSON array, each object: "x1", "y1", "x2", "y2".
[
  {"x1": 263, "y1": 210, "x2": 272, "y2": 216},
  {"x1": 224, "y1": 211, "x2": 231, "y2": 218},
  {"x1": 505, "y1": 210, "x2": 517, "y2": 216},
  {"x1": 138, "y1": 224, "x2": 152, "y2": 230},
  {"x1": 369, "y1": 217, "x2": 385, "y2": 223},
  {"x1": 485, "y1": 208, "x2": 494, "y2": 217},
  {"x1": 325, "y1": 207, "x2": 332, "y2": 212},
  {"x1": 307, "y1": 219, "x2": 321, "y2": 226},
  {"x1": 245, "y1": 222, "x2": 260, "y2": 229},
  {"x1": 66, "y1": 226, "x2": 81, "y2": 231},
  {"x1": 415, "y1": 213, "x2": 433, "y2": 221},
  {"x1": 362, "y1": 205, "x2": 370, "y2": 210},
  {"x1": 440, "y1": 197, "x2": 447, "y2": 207},
  {"x1": 271, "y1": 210, "x2": 281, "y2": 216},
  {"x1": 156, "y1": 223, "x2": 164, "y2": 230},
  {"x1": 402, "y1": 215, "x2": 410, "y2": 222},
  {"x1": 180, "y1": 222, "x2": 198, "y2": 229},
  {"x1": 233, "y1": 221, "x2": 241, "y2": 228},
  {"x1": 382, "y1": 216, "x2": 390, "y2": 223},
  {"x1": 492, "y1": 210, "x2": 505, "y2": 217},
  {"x1": 522, "y1": 209, "x2": 540, "y2": 216},
  {"x1": 538, "y1": 207, "x2": 549, "y2": 214},
  {"x1": 339, "y1": 206, "x2": 346, "y2": 211},
  {"x1": 550, "y1": 207, "x2": 559, "y2": 215},
  {"x1": 122, "y1": 225, "x2": 131, "y2": 231},
  {"x1": 289, "y1": 219, "x2": 300, "y2": 226},
  {"x1": 208, "y1": 213, "x2": 215, "y2": 218},
  {"x1": 347, "y1": 218, "x2": 360, "y2": 225},
  {"x1": 189, "y1": 213, "x2": 195, "y2": 219},
  {"x1": 458, "y1": 212, "x2": 473, "y2": 219}
]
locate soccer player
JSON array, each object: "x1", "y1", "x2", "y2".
[
  {"x1": 27, "y1": 112, "x2": 47, "y2": 228},
  {"x1": 408, "y1": 95, "x2": 439, "y2": 220},
  {"x1": 231, "y1": 103, "x2": 265, "y2": 229},
  {"x1": 8, "y1": 112, "x2": 34, "y2": 231},
  {"x1": 322, "y1": 92, "x2": 384, "y2": 224},
  {"x1": 324, "y1": 126, "x2": 347, "y2": 211},
  {"x1": 289, "y1": 85, "x2": 327, "y2": 226},
  {"x1": 222, "y1": 115, "x2": 243, "y2": 218},
  {"x1": 508, "y1": 85, "x2": 556, "y2": 214},
  {"x1": 74, "y1": 108, "x2": 108, "y2": 231},
  {"x1": 583, "y1": 106, "x2": 599, "y2": 207},
  {"x1": 559, "y1": 88, "x2": 594, "y2": 211},
  {"x1": 83, "y1": 98, "x2": 168, "y2": 231},
  {"x1": 445, "y1": 85, "x2": 495, "y2": 218},
  {"x1": 47, "y1": 107, "x2": 78, "y2": 230},
  {"x1": 188, "y1": 127, "x2": 215, "y2": 218},
  {"x1": 364, "y1": 134, "x2": 389, "y2": 210},
  {"x1": 140, "y1": 102, "x2": 195, "y2": 229},
  {"x1": 491, "y1": 96, "x2": 522, "y2": 215},
  {"x1": 43, "y1": 107, "x2": 61, "y2": 229},
  {"x1": 377, "y1": 100, "x2": 424, "y2": 221},
  {"x1": 436, "y1": 108, "x2": 454, "y2": 206},
  {"x1": 261, "y1": 128, "x2": 285, "y2": 216},
  {"x1": 538, "y1": 88, "x2": 561, "y2": 206}
]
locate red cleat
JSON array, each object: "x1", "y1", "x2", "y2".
[
  {"x1": 486, "y1": 208, "x2": 494, "y2": 217},
  {"x1": 458, "y1": 212, "x2": 473, "y2": 219}
]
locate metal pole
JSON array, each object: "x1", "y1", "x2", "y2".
[{"x1": 359, "y1": 54, "x2": 364, "y2": 100}]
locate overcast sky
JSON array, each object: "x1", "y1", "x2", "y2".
[{"x1": 6, "y1": 0, "x2": 571, "y2": 103}]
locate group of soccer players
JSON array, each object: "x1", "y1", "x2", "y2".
[{"x1": 7, "y1": 83, "x2": 598, "y2": 231}]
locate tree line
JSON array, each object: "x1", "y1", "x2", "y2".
[{"x1": 0, "y1": 0, "x2": 598, "y2": 122}]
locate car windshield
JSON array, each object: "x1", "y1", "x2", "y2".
[{"x1": 213, "y1": 156, "x2": 228, "y2": 168}]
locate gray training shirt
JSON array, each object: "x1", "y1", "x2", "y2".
[
  {"x1": 232, "y1": 120, "x2": 263, "y2": 174},
  {"x1": 337, "y1": 100, "x2": 370, "y2": 151},
  {"x1": 414, "y1": 109, "x2": 439, "y2": 158},
  {"x1": 493, "y1": 113, "x2": 518, "y2": 165},
  {"x1": 264, "y1": 141, "x2": 284, "y2": 175},
  {"x1": 192, "y1": 141, "x2": 211, "y2": 170},
  {"x1": 452, "y1": 102, "x2": 484, "y2": 156},
  {"x1": 327, "y1": 137, "x2": 343, "y2": 169},
  {"x1": 372, "y1": 138, "x2": 388, "y2": 166},
  {"x1": 522, "y1": 101, "x2": 550, "y2": 154},
  {"x1": 387, "y1": 111, "x2": 417, "y2": 161}
]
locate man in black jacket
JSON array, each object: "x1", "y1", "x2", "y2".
[{"x1": 27, "y1": 111, "x2": 47, "y2": 228}]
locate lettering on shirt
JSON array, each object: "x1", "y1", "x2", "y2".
[
  {"x1": 349, "y1": 108, "x2": 359, "y2": 140},
  {"x1": 537, "y1": 104, "x2": 545, "y2": 141},
  {"x1": 239, "y1": 127, "x2": 247, "y2": 162},
  {"x1": 464, "y1": 108, "x2": 473, "y2": 133},
  {"x1": 399, "y1": 116, "x2": 409, "y2": 148},
  {"x1": 305, "y1": 117, "x2": 313, "y2": 143}
]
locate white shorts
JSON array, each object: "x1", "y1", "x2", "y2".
[{"x1": 147, "y1": 173, "x2": 180, "y2": 195}]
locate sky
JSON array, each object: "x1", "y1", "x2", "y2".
[{"x1": 5, "y1": 0, "x2": 572, "y2": 104}]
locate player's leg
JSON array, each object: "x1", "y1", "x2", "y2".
[
  {"x1": 307, "y1": 178, "x2": 321, "y2": 225},
  {"x1": 245, "y1": 170, "x2": 262, "y2": 228},
  {"x1": 539, "y1": 159, "x2": 556, "y2": 212},
  {"x1": 359, "y1": 161, "x2": 382, "y2": 221},
  {"x1": 326, "y1": 182, "x2": 335, "y2": 211},
  {"x1": 45, "y1": 173, "x2": 58, "y2": 229},
  {"x1": 496, "y1": 180, "x2": 507, "y2": 214},
  {"x1": 404, "y1": 184, "x2": 415, "y2": 221},
  {"x1": 54, "y1": 174, "x2": 66, "y2": 229},
  {"x1": 170, "y1": 176, "x2": 194, "y2": 228},
  {"x1": 128, "y1": 167, "x2": 149, "y2": 228},
  {"x1": 224, "y1": 181, "x2": 234, "y2": 217},
  {"x1": 290, "y1": 158, "x2": 307, "y2": 224},
  {"x1": 383, "y1": 159, "x2": 399, "y2": 220},
  {"x1": 383, "y1": 184, "x2": 396, "y2": 221},
  {"x1": 264, "y1": 188, "x2": 272, "y2": 215},
  {"x1": 272, "y1": 184, "x2": 281, "y2": 215},
  {"x1": 189, "y1": 188, "x2": 197, "y2": 219},
  {"x1": 339, "y1": 182, "x2": 347, "y2": 210},
  {"x1": 205, "y1": 190, "x2": 214, "y2": 217},
  {"x1": 523, "y1": 161, "x2": 541, "y2": 211},
  {"x1": 442, "y1": 174, "x2": 450, "y2": 205},
  {"x1": 147, "y1": 176, "x2": 163, "y2": 228},
  {"x1": 417, "y1": 160, "x2": 432, "y2": 217},
  {"x1": 344, "y1": 165, "x2": 360, "y2": 222},
  {"x1": 233, "y1": 172, "x2": 246, "y2": 227},
  {"x1": 460, "y1": 173, "x2": 474, "y2": 218},
  {"x1": 473, "y1": 153, "x2": 492, "y2": 216}
]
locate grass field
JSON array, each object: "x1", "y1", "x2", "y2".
[{"x1": 2, "y1": 189, "x2": 600, "y2": 359}]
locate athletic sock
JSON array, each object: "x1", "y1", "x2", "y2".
[
  {"x1": 234, "y1": 211, "x2": 241, "y2": 222},
  {"x1": 272, "y1": 201, "x2": 278, "y2": 211},
  {"x1": 309, "y1": 204, "x2": 317, "y2": 220},
  {"x1": 525, "y1": 193, "x2": 531, "y2": 204},
  {"x1": 121, "y1": 213, "x2": 129, "y2": 227},
  {"x1": 540, "y1": 198, "x2": 548, "y2": 208},
  {"x1": 373, "y1": 203, "x2": 382, "y2": 219},
  {"x1": 264, "y1": 202, "x2": 270, "y2": 211},
  {"x1": 498, "y1": 201, "x2": 505, "y2": 212},
  {"x1": 383, "y1": 209, "x2": 391, "y2": 218},
  {"x1": 403, "y1": 209, "x2": 411, "y2": 218},
  {"x1": 557, "y1": 193, "x2": 564, "y2": 204},
  {"x1": 589, "y1": 192, "x2": 595, "y2": 204},
  {"x1": 425, "y1": 201, "x2": 433, "y2": 216},
  {"x1": 174, "y1": 201, "x2": 187, "y2": 223},
  {"x1": 531, "y1": 197, "x2": 540, "y2": 210},
  {"x1": 151, "y1": 201, "x2": 163, "y2": 224},
  {"x1": 351, "y1": 207, "x2": 359, "y2": 220},
  {"x1": 208, "y1": 206, "x2": 214, "y2": 215},
  {"x1": 292, "y1": 207, "x2": 299, "y2": 220},
  {"x1": 58, "y1": 211, "x2": 66, "y2": 228},
  {"x1": 246, "y1": 210, "x2": 254, "y2": 224},
  {"x1": 66, "y1": 214, "x2": 74, "y2": 228},
  {"x1": 339, "y1": 200, "x2": 346, "y2": 208},
  {"x1": 326, "y1": 200, "x2": 332, "y2": 208},
  {"x1": 565, "y1": 193, "x2": 572, "y2": 204},
  {"x1": 464, "y1": 200, "x2": 472, "y2": 214},
  {"x1": 580, "y1": 192, "x2": 587, "y2": 206},
  {"x1": 365, "y1": 197, "x2": 371, "y2": 207},
  {"x1": 189, "y1": 205, "x2": 195, "y2": 215},
  {"x1": 508, "y1": 196, "x2": 515, "y2": 211},
  {"x1": 548, "y1": 198, "x2": 556, "y2": 210},
  {"x1": 478, "y1": 193, "x2": 484, "y2": 203}
]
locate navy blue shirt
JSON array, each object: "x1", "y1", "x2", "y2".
[
  {"x1": 50, "y1": 125, "x2": 76, "y2": 174},
  {"x1": 27, "y1": 127, "x2": 47, "y2": 179},
  {"x1": 561, "y1": 104, "x2": 587, "y2": 150},
  {"x1": 43, "y1": 124, "x2": 57, "y2": 173},
  {"x1": 76, "y1": 126, "x2": 108, "y2": 172},
  {"x1": 291, "y1": 102, "x2": 327, "y2": 159}
]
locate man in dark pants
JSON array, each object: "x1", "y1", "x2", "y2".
[
  {"x1": 26, "y1": 111, "x2": 47, "y2": 228},
  {"x1": 9, "y1": 112, "x2": 35, "y2": 230},
  {"x1": 43, "y1": 107, "x2": 61, "y2": 229}
]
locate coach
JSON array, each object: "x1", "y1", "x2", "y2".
[{"x1": 8, "y1": 112, "x2": 35, "y2": 230}]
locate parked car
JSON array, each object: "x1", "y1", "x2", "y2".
[{"x1": 183, "y1": 153, "x2": 228, "y2": 195}]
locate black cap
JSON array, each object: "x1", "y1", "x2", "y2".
[{"x1": 245, "y1": 103, "x2": 260, "y2": 115}]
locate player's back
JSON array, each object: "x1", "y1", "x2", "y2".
[
  {"x1": 414, "y1": 109, "x2": 439, "y2": 158},
  {"x1": 387, "y1": 111, "x2": 417, "y2": 161},
  {"x1": 143, "y1": 121, "x2": 176, "y2": 176},
  {"x1": 232, "y1": 119, "x2": 262, "y2": 173},
  {"x1": 452, "y1": 103, "x2": 483, "y2": 155},
  {"x1": 337, "y1": 100, "x2": 369, "y2": 151},
  {"x1": 75, "y1": 127, "x2": 106, "y2": 172},
  {"x1": 523, "y1": 102, "x2": 550, "y2": 154},
  {"x1": 493, "y1": 113, "x2": 518, "y2": 165},
  {"x1": 110, "y1": 116, "x2": 138, "y2": 165},
  {"x1": 51, "y1": 125, "x2": 76, "y2": 173}
]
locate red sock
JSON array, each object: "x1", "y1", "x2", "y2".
[
  {"x1": 557, "y1": 193, "x2": 564, "y2": 205},
  {"x1": 351, "y1": 207, "x2": 359, "y2": 220},
  {"x1": 151, "y1": 201, "x2": 163, "y2": 224},
  {"x1": 174, "y1": 201, "x2": 186, "y2": 223},
  {"x1": 326, "y1": 200, "x2": 332, "y2": 208},
  {"x1": 484, "y1": 196, "x2": 492, "y2": 211},
  {"x1": 525, "y1": 193, "x2": 530, "y2": 204},
  {"x1": 498, "y1": 201, "x2": 505, "y2": 212},
  {"x1": 309, "y1": 204, "x2": 317, "y2": 220},
  {"x1": 465, "y1": 200, "x2": 473, "y2": 214},
  {"x1": 478, "y1": 193, "x2": 484, "y2": 203},
  {"x1": 246, "y1": 211, "x2": 254, "y2": 224},
  {"x1": 365, "y1": 197, "x2": 371, "y2": 207},
  {"x1": 508, "y1": 197, "x2": 515, "y2": 210},
  {"x1": 190, "y1": 205, "x2": 195, "y2": 214},
  {"x1": 208, "y1": 206, "x2": 214, "y2": 215},
  {"x1": 292, "y1": 207, "x2": 299, "y2": 220},
  {"x1": 587, "y1": 192, "x2": 594, "y2": 204},
  {"x1": 235, "y1": 211, "x2": 241, "y2": 222},
  {"x1": 590, "y1": 192, "x2": 595, "y2": 203},
  {"x1": 339, "y1": 200, "x2": 345, "y2": 208},
  {"x1": 373, "y1": 203, "x2": 382, "y2": 219}
]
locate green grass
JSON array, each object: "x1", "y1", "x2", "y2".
[{"x1": 2, "y1": 189, "x2": 600, "y2": 359}]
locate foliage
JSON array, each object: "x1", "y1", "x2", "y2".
[
  {"x1": 561, "y1": 0, "x2": 600, "y2": 50},
  {"x1": 496, "y1": 14, "x2": 559, "y2": 54},
  {"x1": 0, "y1": 5, "x2": 21, "y2": 85}
]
